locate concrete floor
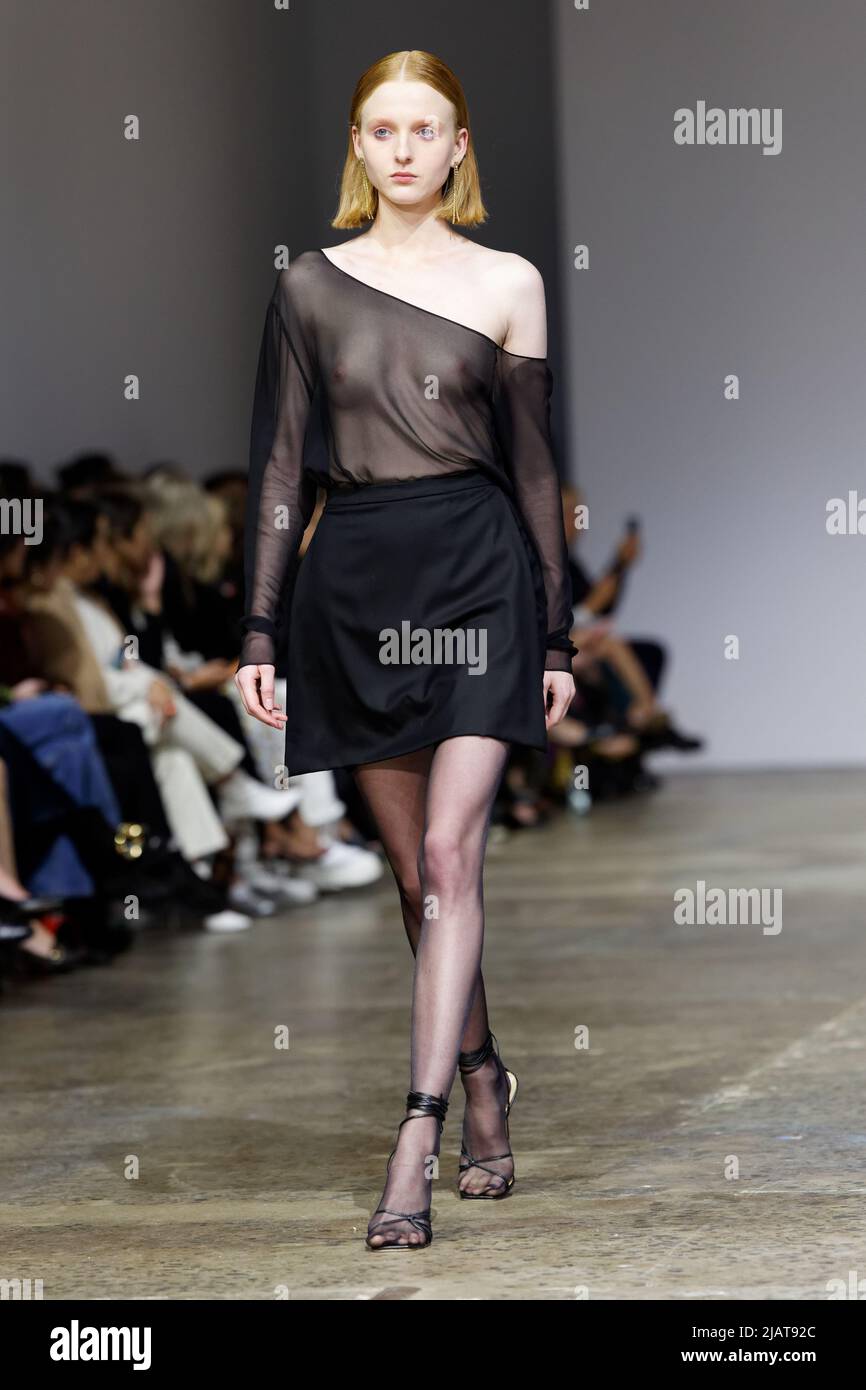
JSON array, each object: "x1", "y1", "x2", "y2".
[{"x1": 2, "y1": 769, "x2": 865, "y2": 1300}]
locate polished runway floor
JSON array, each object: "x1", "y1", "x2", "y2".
[{"x1": 3, "y1": 769, "x2": 865, "y2": 1301}]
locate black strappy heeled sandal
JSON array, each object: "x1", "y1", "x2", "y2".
[
  {"x1": 457, "y1": 1030, "x2": 518, "y2": 1200},
  {"x1": 365, "y1": 1089, "x2": 449, "y2": 1251}
]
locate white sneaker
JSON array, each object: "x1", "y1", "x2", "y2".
[
  {"x1": 203, "y1": 908, "x2": 253, "y2": 932},
  {"x1": 242, "y1": 863, "x2": 319, "y2": 905},
  {"x1": 294, "y1": 840, "x2": 384, "y2": 892},
  {"x1": 216, "y1": 770, "x2": 301, "y2": 826},
  {"x1": 227, "y1": 881, "x2": 277, "y2": 917}
]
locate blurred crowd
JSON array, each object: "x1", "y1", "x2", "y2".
[{"x1": 0, "y1": 451, "x2": 701, "y2": 992}]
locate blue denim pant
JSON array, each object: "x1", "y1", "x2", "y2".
[{"x1": 0, "y1": 693, "x2": 120, "y2": 897}]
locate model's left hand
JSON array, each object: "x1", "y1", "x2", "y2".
[{"x1": 544, "y1": 670, "x2": 576, "y2": 731}]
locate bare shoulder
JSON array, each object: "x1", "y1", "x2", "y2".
[
  {"x1": 475, "y1": 247, "x2": 544, "y2": 293},
  {"x1": 475, "y1": 249, "x2": 547, "y2": 356}
]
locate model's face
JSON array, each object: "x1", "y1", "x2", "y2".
[{"x1": 353, "y1": 80, "x2": 467, "y2": 213}]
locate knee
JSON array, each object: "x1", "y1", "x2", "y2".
[{"x1": 418, "y1": 827, "x2": 477, "y2": 892}]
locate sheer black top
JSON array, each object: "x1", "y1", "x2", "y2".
[{"x1": 241, "y1": 249, "x2": 578, "y2": 673}]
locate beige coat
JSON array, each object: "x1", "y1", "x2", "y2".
[{"x1": 24, "y1": 576, "x2": 113, "y2": 714}]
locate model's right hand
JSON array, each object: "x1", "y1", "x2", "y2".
[{"x1": 235, "y1": 663, "x2": 288, "y2": 729}]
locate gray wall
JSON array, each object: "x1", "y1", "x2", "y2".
[
  {"x1": 553, "y1": 0, "x2": 865, "y2": 769},
  {"x1": 1, "y1": 0, "x2": 311, "y2": 480}
]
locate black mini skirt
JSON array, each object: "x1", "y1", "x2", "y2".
[{"x1": 283, "y1": 468, "x2": 549, "y2": 775}]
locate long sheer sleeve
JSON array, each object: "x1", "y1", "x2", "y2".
[
  {"x1": 493, "y1": 352, "x2": 578, "y2": 672},
  {"x1": 240, "y1": 265, "x2": 320, "y2": 670}
]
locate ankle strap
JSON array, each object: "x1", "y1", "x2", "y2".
[
  {"x1": 458, "y1": 1030, "x2": 496, "y2": 1074},
  {"x1": 405, "y1": 1090, "x2": 449, "y2": 1131}
]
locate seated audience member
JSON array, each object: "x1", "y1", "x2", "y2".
[
  {"x1": 49, "y1": 495, "x2": 300, "y2": 867},
  {"x1": 0, "y1": 530, "x2": 139, "y2": 964},
  {"x1": 140, "y1": 468, "x2": 381, "y2": 893},
  {"x1": 561, "y1": 483, "x2": 704, "y2": 756},
  {"x1": 0, "y1": 776, "x2": 87, "y2": 978},
  {"x1": 55, "y1": 451, "x2": 126, "y2": 495},
  {"x1": 20, "y1": 511, "x2": 238, "y2": 919}
]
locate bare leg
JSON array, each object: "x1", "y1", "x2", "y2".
[{"x1": 354, "y1": 735, "x2": 510, "y2": 1246}]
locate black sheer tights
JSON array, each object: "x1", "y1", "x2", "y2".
[{"x1": 352, "y1": 735, "x2": 513, "y2": 1246}]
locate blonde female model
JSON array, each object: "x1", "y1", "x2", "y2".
[{"x1": 236, "y1": 49, "x2": 576, "y2": 1250}]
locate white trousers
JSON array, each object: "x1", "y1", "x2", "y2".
[
  {"x1": 111, "y1": 667, "x2": 245, "y2": 861},
  {"x1": 228, "y1": 678, "x2": 346, "y2": 829}
]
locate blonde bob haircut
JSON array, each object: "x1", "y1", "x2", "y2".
[{"x1": 331, "y1": 50, "x2": 488, "y2": 229}]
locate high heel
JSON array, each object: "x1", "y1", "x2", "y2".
[
  {"x1": 365, "y1": 1089, "x2": 448, "y2": 1251},
  {"x1": 0, "y1": 922, "x2": 32, "y2": 944},
  {"x1": 0, "y1": 895, "x2": 63, "y2": 922},
  {"x1": 14, "y1": 938, "x2": 85, "y2": 976},
  {"x1": 457, "y1": 1030, "x2": 518, "y2": 1200}
]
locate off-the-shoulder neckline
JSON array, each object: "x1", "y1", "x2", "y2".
[{"x1": 316, "y1": 249, "x2": 547, "y2": 362}]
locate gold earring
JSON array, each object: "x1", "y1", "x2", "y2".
[
  {"x1": 358, "y1": 156, "x2": 374, "y2": 221},
  {"x1": 451, "y1": 160, "x2": 462, "y2": 224}
]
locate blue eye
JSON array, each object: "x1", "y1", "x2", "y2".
[
  {"x1": 372, "y1": 127, "x2": 390, "y2": 138},
  {"x1": 418, "y1": 127, "x2": 436, "y2": 139}
]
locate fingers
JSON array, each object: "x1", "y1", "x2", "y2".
[
  {"x1": 259, "y1": 665, "x2": 275, "y2": 713},
  {"x1": 255, "y1": 667, "x2": 287, "y2": 728},
  {"x1": 543, "y1": 676, "x2": 556, "y2": 730},
  {"x1": 234, "y1": 666, "x2": 256, "y2": 716},
  {"x1": 234, "y1": 677, "x2": 247, "y2": 715},
  {"x1": 546, "y1": 704, "x2": 567, "y2": 730},
  {"x1": 253, "y1": 698, "x2": 287, "y2": 729},
  {"x1": 234, "y1": 665, "x2": 288, "y2": 729},
  {"x1": 544, "y1": 676, "x2": 576, "y2": 730}
]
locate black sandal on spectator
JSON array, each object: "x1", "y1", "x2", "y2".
[
  {"x1": 0, "y1": 894, "x2": 63, "y2": 922},
  {"x1": 634, "y1": 715, "x2": 704, "y2": 753},
  {"x1": 0, "y1": 921, "x2": 32, "y2": 944},
  {"x1": 0, "y1": 923, "x2": 33, "y2": 995},
  {"x1": 15, "y1": 937, "x2": 86, "y2": 976},
  {"x1": 55, "y1": 899, "x2": 136, "y2": 966}
]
